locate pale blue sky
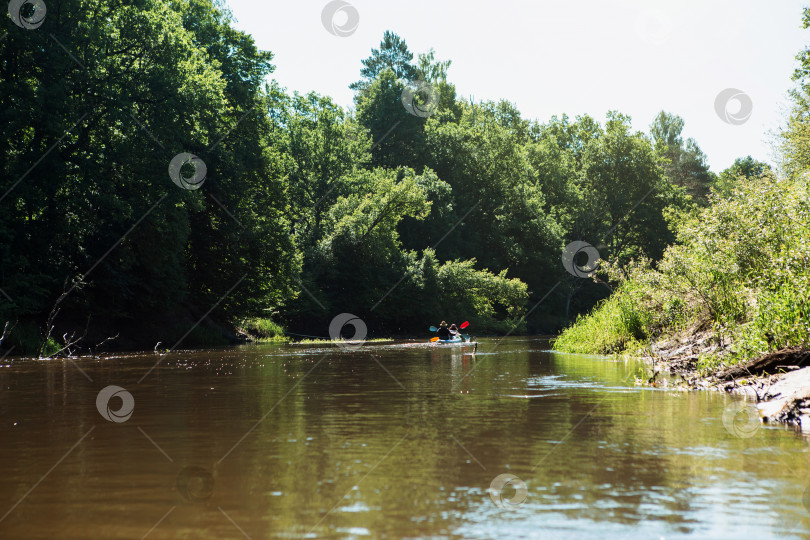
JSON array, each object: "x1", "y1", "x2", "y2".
[{"x1": 224, "y1": 0, "x2": 809, "y2": 172}]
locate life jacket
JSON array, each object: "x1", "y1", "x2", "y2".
[{"x1": 437, "y1": 327, "x2": 451, "y2": 340}]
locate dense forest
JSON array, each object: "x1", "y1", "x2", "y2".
[{"x1": 0, "y1": 0, "x2": 764, "y2": 354}]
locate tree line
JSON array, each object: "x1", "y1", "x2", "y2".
[{"x1": 0, "y1": 0, "x2": 768, "y2": 353}]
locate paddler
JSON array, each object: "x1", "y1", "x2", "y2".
[{"x1": 437, "y1": 321, "x2": 451, "y2": 340}]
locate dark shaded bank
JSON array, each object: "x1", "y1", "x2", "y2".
[
  {"x1": 0, "y1": 311, "x2": 502, "y2": 357},
  {"x1": 0, "y1": 310, "x2": 249, "y2": 357}
]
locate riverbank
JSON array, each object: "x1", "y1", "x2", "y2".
[
  {"x1": 554, "y1": 172, "x2": 810, "y2": 429},
  {"x1": 0, "y1": 313, "x2": 435, "y2": 357},
  {"x1": 636, "y1": 330, "x2": 810, "y2": 429}
]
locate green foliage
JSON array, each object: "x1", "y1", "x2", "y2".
[
  {"x1": 39, "y1": 338, "x2": 61, "y2": 358},
  {"x1": 416, "y1": 48, "x2": 452, "y2": 83},
  {"x1": 424, "y1": 100, "x2": 565, "y2": 290},
  {"x1": 350, "y1": 31, "x2": 418, "y2": 94},
  {"x1": 782, "y1": 8, "x2": 810, "y2": 181},
  {"x1": 292, "y1": 167, "x2": 432, "y2": 323},
  {"x1": 283, "y1": 91, "x2": 371, "y2": 244},
  {"x1": 714, "y1": 156, "x2": 772, "y2": 198},
  {"x1": 551, "y1": 296, "x2": 647, "y2": 355},
  {"x1": 326, "y1": 168, "x2": 432, "y2": 246},
  {"x1": 288, "y1": 162, "x2": 529, "y2": 334},
  {"x1": 0, "y1": 0, "x2": 297, "y2": 351},
  {"x1": 554, "y1": 173, "x2": 810, "y2": 366},
  {"x1": 651, "y1": 111, "x2": 716, "y2": 203},
  {"x1": 240, "y1": 318, "x2": 287, "y2": 342},
  {"x1": 435, "y1": 257, "x2": 528, "y2": 333},
  {"x1": 355, "y1": 69, "x2": 431, "y2": 169},
  {"x1": 581, "y1": 111, "x2": 681, "y2": 267},
  {"x1": 0, "y1": 17, "x2": 726, "y2": 352}
]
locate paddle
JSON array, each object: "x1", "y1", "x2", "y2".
[
  {"x1": 430, "y1": 321, "x2": 468, "y2": 332},
  {"x1": 430, "y1": 321, "x2": 470, "y2": 342}
]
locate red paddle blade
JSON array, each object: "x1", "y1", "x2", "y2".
[{"x1": 460, "y1": 321, "x2": 469, "y2": 329}]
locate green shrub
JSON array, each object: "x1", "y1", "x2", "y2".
[
  {"x1": 554, "y1": 172, "x2": 810, "y2": 367},
  {"x1": 435, "y1": 255, "x2": 528, "y2": 333},
  {"x1": 240, "y1": 318, "x2": 287, "y2": 342}
]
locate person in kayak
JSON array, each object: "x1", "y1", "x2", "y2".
[
  {"x1": 437, "y1": 321, "x2": 451, "y2": 340},
  {"x1": 449, "y1": 323, "x2": 460, "y2": 339}
]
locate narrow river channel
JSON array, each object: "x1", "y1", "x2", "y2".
[{"x1": 1, "y1": 337, "x2": 809, "y2": 539}]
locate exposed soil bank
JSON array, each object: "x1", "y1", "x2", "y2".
[{"x1": 641, "y1": 332, "x2": 810, "y2": 429}]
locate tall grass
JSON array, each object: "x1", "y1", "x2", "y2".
[
  {"x1": 554, "y1": 173, "x2": 810, "y2": 368},
  {"x1": 240, "y1": 318, "x2": 287, "y2": 342}
]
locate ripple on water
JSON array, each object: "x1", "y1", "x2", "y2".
[{"x1": 2, "y1": 337, "x2": 809, "y2": 540}]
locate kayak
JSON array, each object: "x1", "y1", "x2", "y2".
[
  {"x1": 433, "y1": 336, "x2": 474, "y2": 345},
  {"x1": 432, "y1": 336, "x2": 478, "y2": 353}
]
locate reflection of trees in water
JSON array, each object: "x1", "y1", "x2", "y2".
[{"x1": 517, "y1": 351, "x2": 698, "y2": 527}]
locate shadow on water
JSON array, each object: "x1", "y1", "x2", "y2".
[{"x1": 0, "y1": 337, "x2": 809, "y2": 539}]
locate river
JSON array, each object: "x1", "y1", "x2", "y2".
[{"x1": 1, "y1": 337, "x2": 809, "y2": 539}]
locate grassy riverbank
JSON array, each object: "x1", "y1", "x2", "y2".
[
  {"x1": 239, "y1": 318, "x2": 289, "y2": 343},
  {"x1": 238, "y1": 318, "x2": 395, "y2": 345},
  {"x1": 556, "y1": 8, "x2": 810, "y2": 379},
  {"x1": 554, "y1": 172, "x2": 810, "y2": 375}
]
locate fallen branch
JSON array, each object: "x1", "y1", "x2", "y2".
[
  {"x1": 42, "y1": 317, "x2": 89, "y2": 359},
  {"x1": 714, "y1": 347, "x2": 810, "y2": 381},
  {"x1": 0, "y1": 320, "x2": 14, "y2": 348},
  {"x1": 39, "y1": 278, "x2": 73, "y2": 357},
  {"x1": 91, "y1": 333, "x2": 119, "y2": 358}
]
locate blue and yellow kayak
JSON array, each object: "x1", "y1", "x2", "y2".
[{"x1": 433, "y1": 336, "x2": 475, "y2": 345}]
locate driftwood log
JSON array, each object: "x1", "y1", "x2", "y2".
[{"x1": 715, "y1": 347, "x2": 810, "y2": 381}]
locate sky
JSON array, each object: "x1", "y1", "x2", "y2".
[{"x1": 222, "y1": 0, "x2": 809, "y2": 172}]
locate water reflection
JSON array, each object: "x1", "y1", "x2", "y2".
[{"x1": 0, "y1": 338, "x2": 808, "y2": 539}]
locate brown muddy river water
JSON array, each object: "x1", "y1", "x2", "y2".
[{"x1": 1, "y1": 337, "x2": 810, "y2": 539}]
